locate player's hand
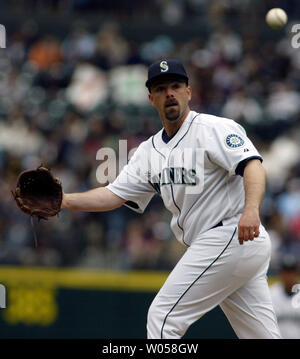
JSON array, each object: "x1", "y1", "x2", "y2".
[{"x1": 238, "y1": 207, "x2": 260, "y2": 245}]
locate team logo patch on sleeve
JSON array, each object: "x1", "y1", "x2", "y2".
[{"x1": 225, "y1": 134, "x2": 245, "y2": 148}]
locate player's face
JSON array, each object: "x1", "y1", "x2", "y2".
[{"x1": 148, "y1": 79, "x2": 192, "y2": 123}]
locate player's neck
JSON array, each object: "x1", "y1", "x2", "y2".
[{"x1": 163, "y1": 107, "x2": 190, "y2": 137}]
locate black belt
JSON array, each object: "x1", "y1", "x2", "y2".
[{"x1": 211, "y1": 221, "x2": 223, "y2": 230}]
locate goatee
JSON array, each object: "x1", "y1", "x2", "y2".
[{"x1": 165, "y1": 108, "x2": 180, "y2": 121}]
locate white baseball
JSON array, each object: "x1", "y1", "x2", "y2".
[{"x1": 266, "y1": 8, "x2": 288, "y2": 29}]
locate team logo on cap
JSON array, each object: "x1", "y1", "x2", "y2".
[
  {"x1": 160, "y1": 61, "x2": 169, "y2": 72},
  {"x1": 225, "y1": 134, "x2": 244, "y2": 148}
]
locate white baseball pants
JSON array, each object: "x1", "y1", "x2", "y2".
[{"x1": 147, "y1": 219, "x2": 281, "y2": 339}]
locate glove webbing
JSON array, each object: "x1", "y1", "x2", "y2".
[{"x1": 30, "y1": 216, "x2": 38, "y2": 248}]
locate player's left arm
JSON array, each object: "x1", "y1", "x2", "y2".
[{"x1": 238, "y1": 159, "x2": 266, "y2": 245}]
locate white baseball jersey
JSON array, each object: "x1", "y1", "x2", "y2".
[
  {"x1": 106, "y1": 110, "x2": 282, "y2": 339},
  {"x1": 270, "y1": 282, "x2": 300, "y2": 339},
  {"x1": 107, "y1": 110, "x2": 262, "y2": 246}
]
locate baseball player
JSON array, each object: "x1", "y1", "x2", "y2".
[
  {"x1": 61, "y1": 59, "x2": 281, "y2": 339},
  {"x1": 270, "y1": 254, "x2": 300, "y2": 339}
]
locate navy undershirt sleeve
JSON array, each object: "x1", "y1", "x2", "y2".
[{"x1": 235, "y1": 156, "x2": 263, "y2": 177}]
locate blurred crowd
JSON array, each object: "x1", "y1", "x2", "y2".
[{"x1": 0, "y1": 0, "x2": 300, "y2": 274}]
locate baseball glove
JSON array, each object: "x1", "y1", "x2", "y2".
[{"x1": 12, "y1": 165, "x2": 63, "y2": 221}]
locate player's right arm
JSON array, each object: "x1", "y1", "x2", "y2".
[
  {"x1": 61, "y1": 188, "x2": 126, "y2": 212},
  {"x1": 61, "y1": 139, "x2": 155, "y2": 213}
]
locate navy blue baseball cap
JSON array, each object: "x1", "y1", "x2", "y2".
[{"x1": 145, "y1": 59, "x2": 189, "y2": 90}]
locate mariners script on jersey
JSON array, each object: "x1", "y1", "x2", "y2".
[{"x1": 107, "y1": 111, "x2": 262, "y2": 247}]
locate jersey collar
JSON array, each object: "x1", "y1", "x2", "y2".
[
  {"x1": 159, "y1": 111, "x2": 194, "y2": 146},
  {"x1": 161, "y1": 128, "x2": 180, "y2": 144}
]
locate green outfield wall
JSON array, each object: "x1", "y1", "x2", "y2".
[{"x1": 0, "y1": 266, "x2": 278, "y2": 339}]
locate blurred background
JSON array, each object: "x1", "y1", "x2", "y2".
[{"x1": 0, "y1": 0, "x2": 300, "y2": 339}]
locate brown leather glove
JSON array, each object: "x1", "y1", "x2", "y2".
[{"x1": 12, "y1": 165, "x2": 63, "y2": 220}]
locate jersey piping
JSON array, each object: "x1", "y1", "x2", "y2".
[
  {"x1": 167, "y1": 113, "x2": 200, "y2": 246},
  {"x1": 160, "y1": 227, "x2": 237, "y2": 339},
  {"x1": 151, "y1": 135, "x2": 166, "y2": 159}
]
